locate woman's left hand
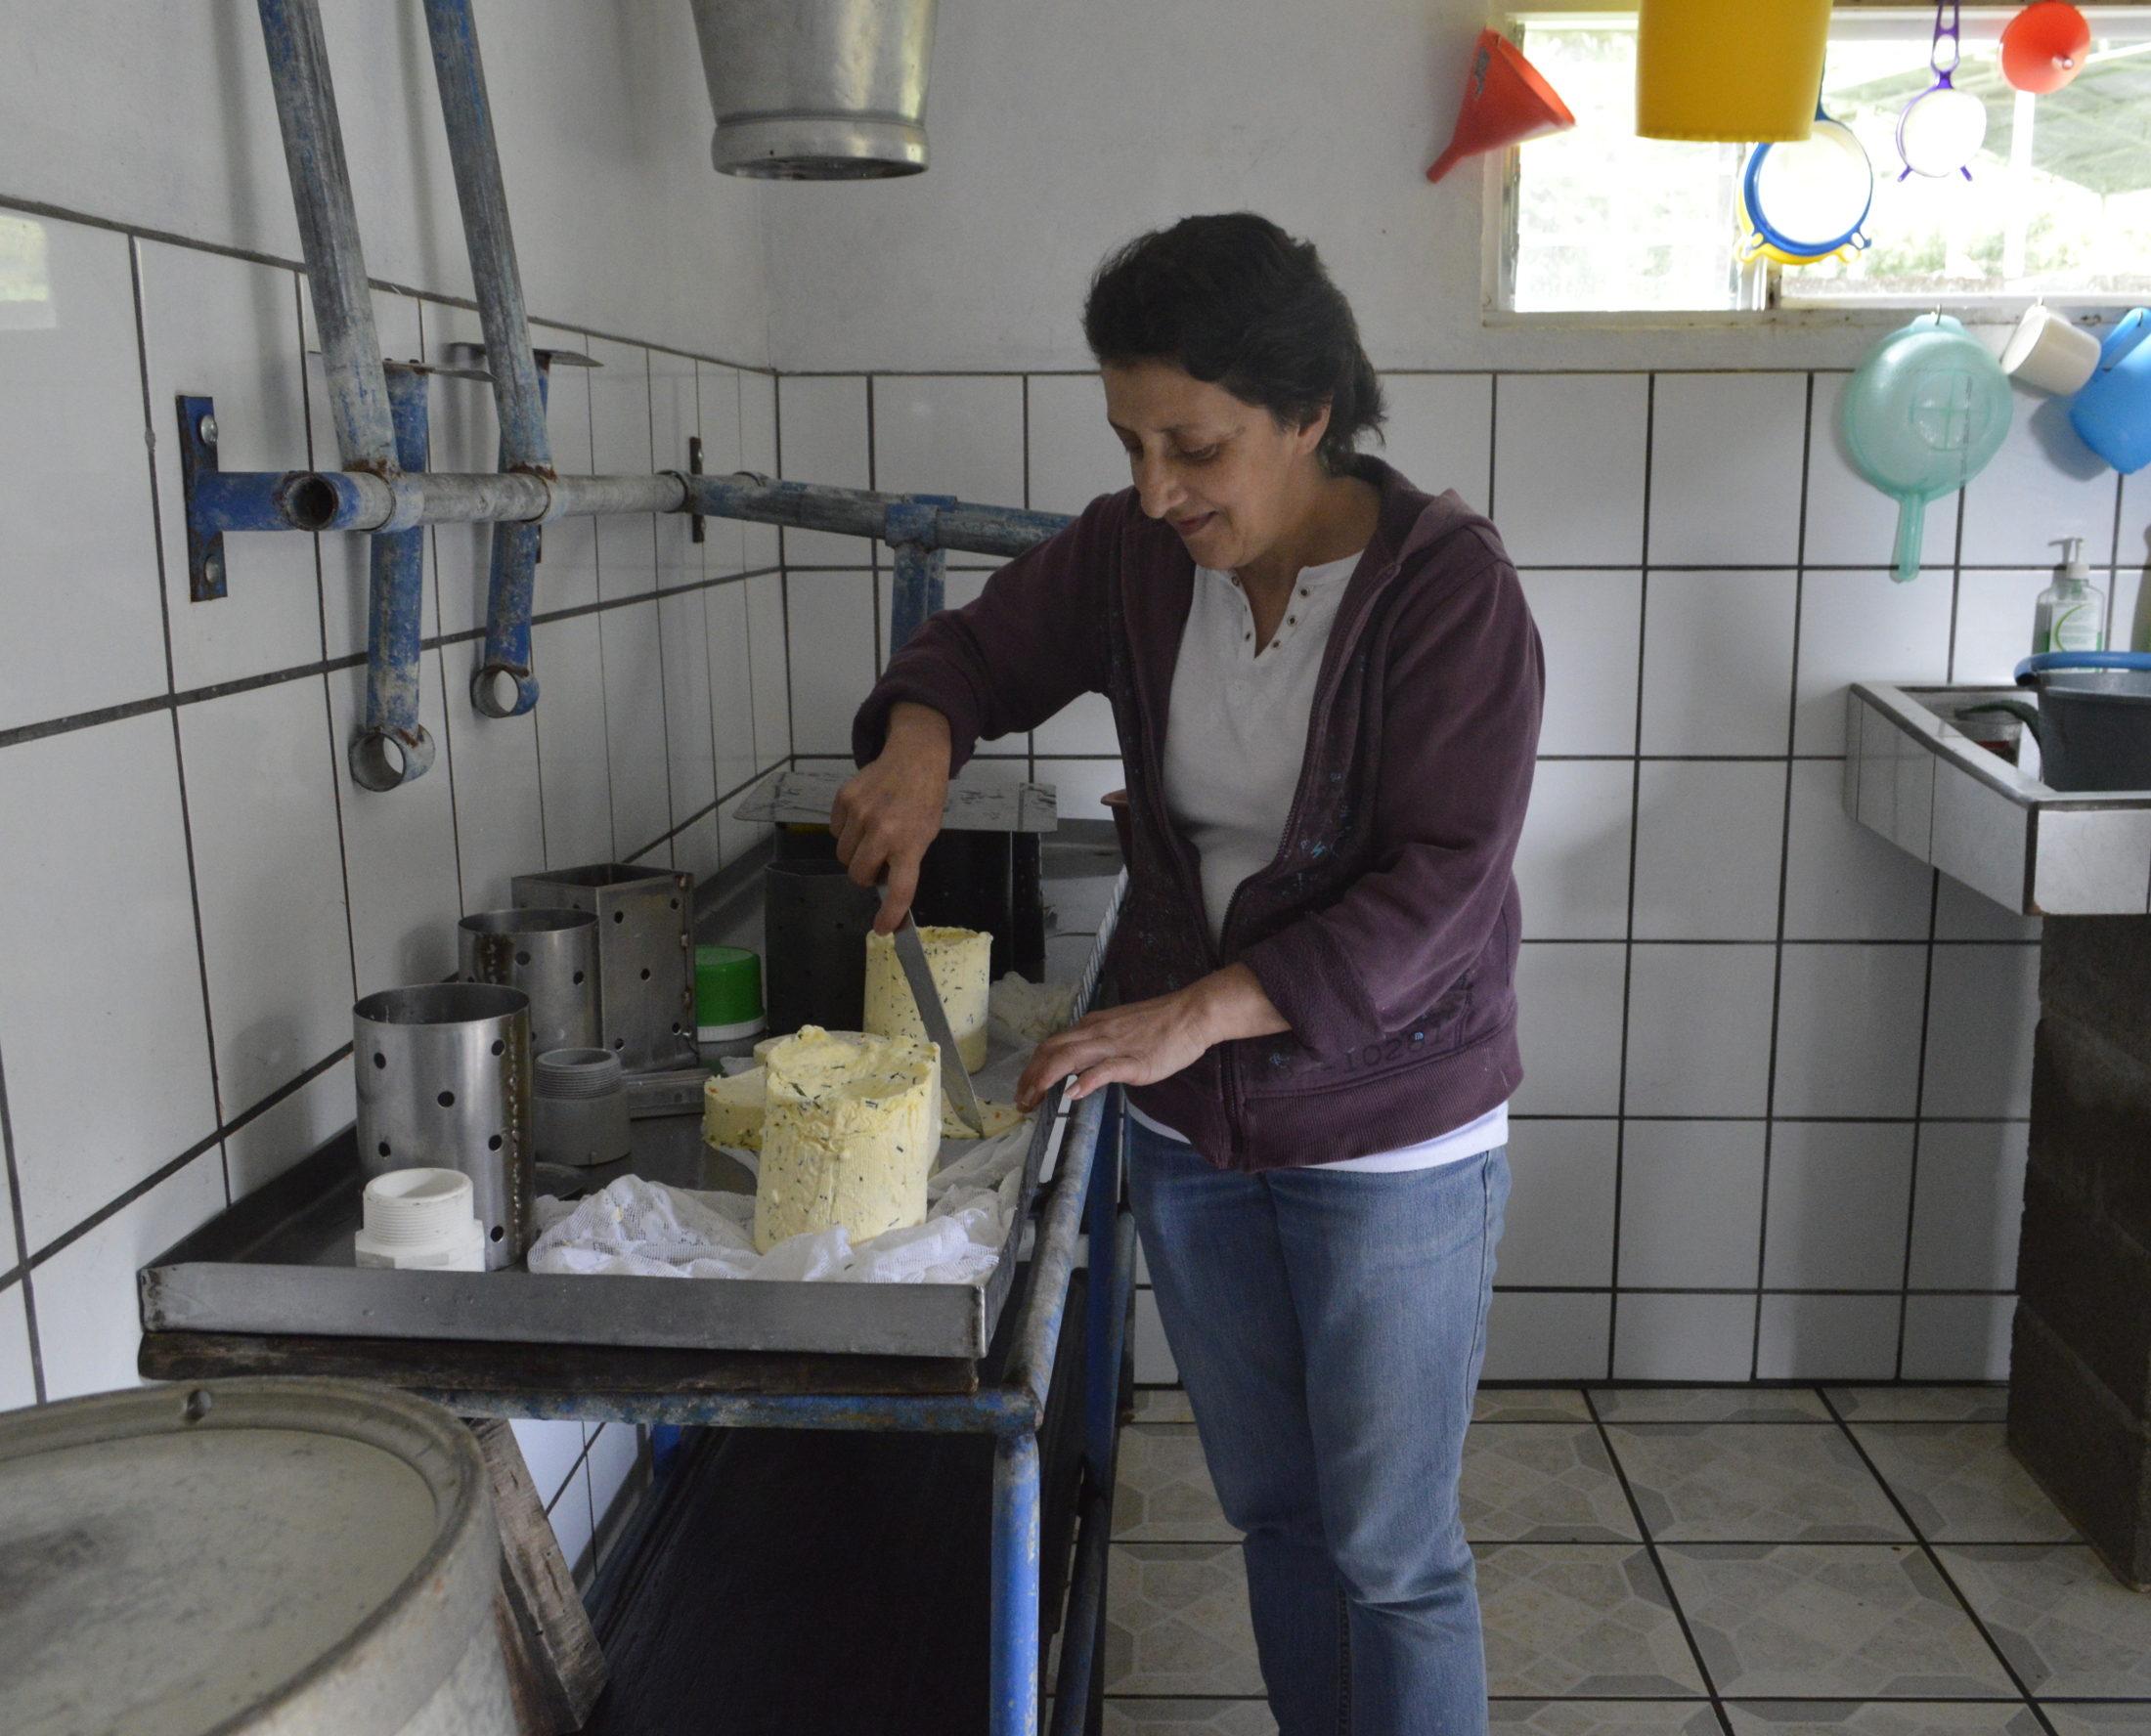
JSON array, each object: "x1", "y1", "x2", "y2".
[{"x1": 1015, "y1": 963, "x2": 1291, "y2": 1110}]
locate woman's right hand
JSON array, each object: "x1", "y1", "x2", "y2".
[{"x1": 832, "y1": 703, "x2": 952, "y2": 933}]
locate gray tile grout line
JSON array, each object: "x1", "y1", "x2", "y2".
[
  {"x1": 1897, "y1": 868, "x2": 1946, "y2": 1379},
  {"x1": 417, "y1": 297, "x2": 470, "y2": 917},
  {"x1": 1022, "y1": 374, "x2": 1036, "y2": 783},
  {"x1": 129, "y1": 231, "x2": 233, "y2": 1219},
  {"x1": 1497, "y1": 1109, "x2": 2030, "y2": 1127},
  {"x1": 0, "y1": 1043, "x2": 45, "y2": 1403},
  {"x1": 1914, "y1": 493, "x2": 1971, "y2": 1359},
  {"x1": 2116, "y1": 464, "x2": 2133, "y2": 649},
  {"x1": 1749, "y1": 372, "x2": 1818, "y2": 1378},
  {"x1": 1491, "y1": 1285, "x2": 2017, "y2": 1297},
  {"x1": 621, "y1": 762, "x2": 787, "y2": 866},
  {"x1": 1510, "y1": 937, "x2": 2036, "y2": 947},
  {"x1": 20, "y1": 1043, "x2": 354, "y2": 1277},
  {"x1": 1578, "y1": 1385, "x2": 1736, "y2": 1735},
  {"x1": 774, "y1": 379, "x2": 799, "y2": 766},
  {"x1": 1816, "y1": 1387, "x2": 2059, "y2": 1729},
  {"x1": 576, "y1": 328, "x2": 621, "y2": 866},
  {"x1": 865, "y1": 375, "x2": 883, "y2": 678},
  {"x1": 0, "y1": 191, "x2": 774, "y2": 378},
  {"x1": 689, "y1": 360, "x2": 731, "y2": 869},
  {"x1": 637, "y1": 348, "x2": 680, "y2": 867},
  {"x1": 1485, "y1": 373, "x2": 1499, "y2": 521},
  {"x1": 1605, "y1": 373, "x2": 1657, "y2": 1379},
  {"x1": 0, "y1": 563, "x2": 789, "y2": 756},
  {"x1": 291, "y1": 270, "x2": 366, "y2": 1017}
]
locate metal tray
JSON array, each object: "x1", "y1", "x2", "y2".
[{"x1": 140, "y1": 878, "x2": 1123, "y2": 1363}]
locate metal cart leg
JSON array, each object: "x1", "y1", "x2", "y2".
[
  {"x1": 1084, "y1": 1088, "x2": 1125, "y2": 1483},
  {"x1": 1049, "y1": 1085, "x2": 1134, "y2": 1736},
  {"x1": 992, "y1": 1429, "x2": 1043, "y2": 1736}
]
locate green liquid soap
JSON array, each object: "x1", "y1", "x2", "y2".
[{"x1": 2033, "y1": 537, "x2": 2106, "y2": 655}]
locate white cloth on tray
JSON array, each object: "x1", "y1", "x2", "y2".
[{"x1": 527, "y1": 1118, "x2": 1032, "y2": 1287}]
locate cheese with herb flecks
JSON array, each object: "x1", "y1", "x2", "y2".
[
  {"x1": 754, "y1": 1026, "x2": 943, "y2": 1252},
  {"x1": 944, "y1": 1100, "x2": 1026, "y2": 1139},
  {"x1": 702, "y1": 1067, "x2": 767, "y2": 1150},
  {"x1": 864, "y1": 926, "x2": 992, "y2": 1073},
  {"x1": 718, "y1": 1060, "x2": 1017, "y2": 1150}
]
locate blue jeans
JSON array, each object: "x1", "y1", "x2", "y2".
[{"x1": 1127, "y1": 1121, "x2": 1509, "y2": 1736}]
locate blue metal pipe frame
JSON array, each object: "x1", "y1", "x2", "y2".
[
  {"x1": 1051, "y1": 1209, "x2": 1136, "y2": 1736},
  {"x1": 240, "y1": 0, "x2": 1122, "y2": 1714},
  {"x1": 184, "y1": 459, "x2": 1073, "y2": 555},
  {"x1": 255, "y1": 0, "x2": 397, "y2": 475},
  {"x1": 422, "y1": 0, "x2": 553, "y2": 719},
  {"x1": 347, "y1": 364, "x2": 438, "y2": 792},
  {"x1": 418, "y1": 1083, "x2": 1126, "y2": 1736},
  {"x1": 471, "y1": 365, "x2": 549, "y2": 720},
  {"x1": 236, "y1": 0, "x2": 1078, "y2": 794},
  {"x1": 889, "y1": 493, "x2": 956, "y2": 651}
]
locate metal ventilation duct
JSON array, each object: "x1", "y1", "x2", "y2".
[{"x1": 688, "y1": 0, "x2": 937, "y2": 180}]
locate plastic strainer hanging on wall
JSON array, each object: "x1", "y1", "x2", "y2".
[
  {"x1": 1897, "y1": 2, "x2": 1988, "y2": 180},
  {"x1": 1736, "y1": 103, "x2": 1875, "y2": 267},
  {"x1": 1842, "y1": 315, "x2": 2012, "y2": 582}
]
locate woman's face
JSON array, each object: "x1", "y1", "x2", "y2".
[{"x1": 1101, "y1": 360, "x2": 1329, "y2": 573}]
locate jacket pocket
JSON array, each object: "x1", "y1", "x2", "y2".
[{"x1": 1238, "y1": 974, "x2": 1491, "y2": 1101}]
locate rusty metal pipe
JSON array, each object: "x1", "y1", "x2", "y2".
[
  {"x1": 422, "y1": 0, "x2": 557, "y2": 716},
  {"x1": 255, "y1": 0, "x2": 397, "y2": 473},
  {"x1": 349, "y1": 364, "x2": 438, "y2": 791}
]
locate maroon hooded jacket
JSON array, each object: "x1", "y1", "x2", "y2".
[{"x1": 854, "y1": 457, "x2": 1543, "y2": 1173}]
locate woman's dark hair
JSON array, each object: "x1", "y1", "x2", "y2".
[{"x1": 1082, "y1": 213, "x2": 1383, "y2": 475}]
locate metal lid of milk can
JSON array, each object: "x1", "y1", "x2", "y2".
[{"x1": 0, "y1": 1379, "x2": 501, "y2": 1736}]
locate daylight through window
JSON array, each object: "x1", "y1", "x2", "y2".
[{"x1": 1507, "y1": 9, "x2": 2151, "y2": 314}]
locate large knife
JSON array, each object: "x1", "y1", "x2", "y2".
[{"x1": 890, "y1": 910, "x2": 988, "y2": 1137}]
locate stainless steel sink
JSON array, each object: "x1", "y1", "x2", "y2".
[{"x1": 1845, "y1": 683, "x2": 2151, "y2": 916}]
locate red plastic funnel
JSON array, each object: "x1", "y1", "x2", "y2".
[
  {"x1": 2001, "y1": 1, "x2": 2091, "y2": 94},
  {"x1": 1427, "y1": 30, "x2": 1576, "y2": 184}
]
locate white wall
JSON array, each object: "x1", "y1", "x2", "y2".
[
  {"x1": 0, "y1": 0, "x2": 769, "y2": 363},
  {"x1": 0, "y1": 0, "x2": 785, "y2": 1554},
  {"x1": 761, "y1": 0, "x2": 1910, "y2": 375}
]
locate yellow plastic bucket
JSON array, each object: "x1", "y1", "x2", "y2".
[{"x1": 1637, "y1": 0, "x2": 1833, "y2": 143}]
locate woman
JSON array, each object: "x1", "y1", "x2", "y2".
[{"x1": 834, "y1": 213, "x2": 1542, "y2": 1736}]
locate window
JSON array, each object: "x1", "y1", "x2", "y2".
[{"x1": 1502, "y1": 8, "x2": 2151, "y2": 315}]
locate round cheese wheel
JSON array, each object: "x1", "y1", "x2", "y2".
[
  {"x1": 863, "y1": 926, "x2": 991, "y2": 1073},
  {"x1": 701, "y1": 1066, "x2": 766, "y2": 1151},
  {"x1": 755, "y1": 1026, "x2": 942, "y2": 1253}
]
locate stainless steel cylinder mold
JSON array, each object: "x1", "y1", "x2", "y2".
[
  {"x1": 458, "y1": 907, "x2": 600, "y2": 1057},
  {"x1": 354, "y1": 982, "x2": 533, "y2": 1269},
  {"x1": 511, "y1": 865, "x2": 696, "y2": 1073}
]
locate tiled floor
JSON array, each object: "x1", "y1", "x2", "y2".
[{"x1": 1095, "y1": 1385, "x2": 2149, "y2": 1736}]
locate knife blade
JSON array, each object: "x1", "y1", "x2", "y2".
[{"x1": 890, "y1": 910, "x2": 988, "y2": 1137}]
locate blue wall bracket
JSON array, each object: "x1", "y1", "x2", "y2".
[{"x1": 178, "y1": 396, "x2": 229, "y2": 601}]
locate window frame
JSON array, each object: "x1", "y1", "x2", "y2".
[{"x1": 1486, "y1": 1, "x2": 2151, "y2": 330}]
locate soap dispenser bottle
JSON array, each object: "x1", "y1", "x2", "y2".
[{"x1": 2033, "y1": 538, "x2": 2106, "y2": 654}]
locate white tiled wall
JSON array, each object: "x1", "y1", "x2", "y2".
[
  {"x1": 510, "y1": 1417, "x2": 645, "y2": 1582},
  {"x1": 0, "y1": 196, "x2": 2103, "y2": 1440},
  {"x1": 790, "y1": 366, "x2": 2078, "y2": 1387},
  {"x1": 0, "y1": 214, "x2": 784, "y2": 1584}
]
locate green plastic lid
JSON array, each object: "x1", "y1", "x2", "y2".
[{"x1": 696, "y1": 945, "x2": 764, "y2": 1037}]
